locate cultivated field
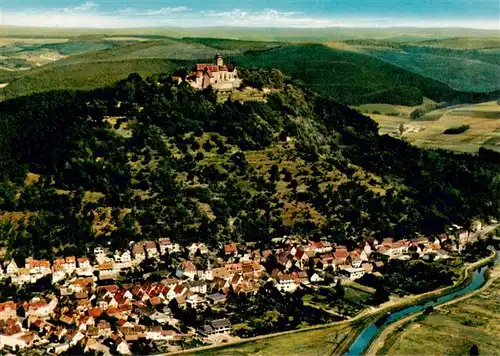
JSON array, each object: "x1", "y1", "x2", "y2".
[
  {"x1": 378, "y1": 269, "x2": 500, "y2": 356},
  {"x1": 367, "y1": 101, "x2": 500, "y2": 153}
]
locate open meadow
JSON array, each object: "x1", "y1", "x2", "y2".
[
  {"x1": 366, "y1": 101, "x2": 500, "y2": 153},
  {"x1": 377, "y1": 268, "x2": 500, "y2": 356},
  {"x1": 195, "y1": 323, "x2": 353, "y2": 356}
]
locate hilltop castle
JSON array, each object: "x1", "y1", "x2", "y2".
[{"x1": 187, "y1": 54, "x2": 240, "y2": 90}]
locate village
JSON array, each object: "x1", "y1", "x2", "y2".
[{"x1": 0, "y1": 222, "x2": 479, "y2": 355}]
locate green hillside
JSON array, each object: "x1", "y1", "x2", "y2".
[
  {"x1": 1, "y1": 70, "x2": 499, "y2": 261},
  {"x1": 1, "y1": 39, "x2": 497, "y2": 105},
  {"x1": 232, "y1": 44, "x2": 495, "y2": 105},
  {"x1": 0, "y1": 58, "x2": 189, "y2": 100}
]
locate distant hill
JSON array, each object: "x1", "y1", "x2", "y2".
[
  {"x1": 1, "y1": 39, "x2": 497, "y2": 105},
  {"x1": 231, "y1": 43, "x2": 496, "y2": 105},
  {"x1": 345, "y1": 39, "x2": 500, "y2": 93}
]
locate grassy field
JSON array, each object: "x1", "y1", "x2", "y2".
[
  {"x1": 195, "y1": 323, "x2": 353, "y2": 356},
  {"x1": 379, "y1": 273, "x2": 500, "y2": 356},
  {"x1": 367, "y1": 101, "x2": 500, "y2": 153},
  {"x1": 411, "y1": 37, "x2": 500, "y2": 49},
  {"x1": 354, "y1": 97, "x2": 437, "y2": 117}
]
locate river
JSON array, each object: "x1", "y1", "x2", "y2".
[{"x1": 346, "y1": 250, "x2": 500, "y2": 355}]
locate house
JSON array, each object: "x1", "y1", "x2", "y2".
[
  {"x1": 0, "y1": 302, "x2": 17, "y2": 321},
  {"x1": 0, "y1": 331, "x2": 35, "y2": 351},
  {"x1": 378, "y1": 240, "x2": 409, "y2": 258},
  {"x1": 276, "y1": 251, "x2": 293, "y2": 270},
  {"x1": 176, "y1": 262, "x2": 197, "y2": 280},
  {"x1": 188, "y1": 242, "x2": 209, "y2": 256},
  {"x1": 294, "y1": 249, "x2": 310, "y2": 269},
  {"x1": 310, "y1": 273, "x2": 325, "y2": 283},
  {"x1": 206, "y1": 293, "x2": 227, "y2": 305},
  {"x1": 52, "y1": 265, "x2": 67, "y2": 284},
  {"x1": 198, "y1": 318, "x2": 231, "y2": 336},
  {"x1": 186, "y1": 294, "x2": 207, "y2": 310},
  {"x1": 342, "y1": 267, "x2": 366, "y2": 280},
  {"x1": 224, "y1": 243, "x2": 238, "y2": 256},
  {"x1": 64, "y1": 257, "x2": 77, "y2": 272},
  {"x1": 333, "y1": 250, "x2": 349, "y2": 266},
  {"x1": 94, "y1": 247, "x2": 105, "y2": 258},
  {"x1": 115, "y1": 337, "x2": 131, "y2": 355},
  {"x1": 186, "y1": 280, "x2": 208, "y2": 294},
  {"x1": 146, "y1": 329, "x2": 176, "y2": 341},
  {"x1": 132, "y1": 244, "x2": 146, "y2": 262},
  {"x1": 5, "y1": 260, "x2": 18, "y2": 275},
  {"x1": 348, "y1": 251, "x2": 363, "y2": 268},
  {"x1": 307, "y1": 241, "x2": 333, "y2": 254},
  {"x1": 98, "y1": 263, "x2": 115, "y2": 278},
  {"x1": 114, "y1": 250, "x2": 132, "y2": 263},
  {"x1": 361, "y1": 262, "x2": 373, "y2": 274},
  {"x1": 187, "y1": 55, "x2": 240, "y2": 91},
  {"x1": 144, "y1": 241, "x2": 159, "y2": 259},
  {"x1": 77, "y1": 258, "x2": 91, "y2": 269},
  {"x1": 158, "y1": 238, "x2": 180, "y2": 254},
  {"x1": 319, "y1": 255, "x2": 336, "y2": 271},
  {"x1": 26, "y1": 298, "x2": 58, "y2": 318},
  {"x1": 276, "y1": 274, "x2": 297, "y2": 293}
]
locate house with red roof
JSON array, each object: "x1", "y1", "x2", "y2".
[
  {"x1": 144, "y1": 241, "x2": 159, "y2": 259},
  {"x1": 224, "y1": 243, "x2": 238, "y2": 256},
  {"x1": 175, "y1": 262, "x2": 197, "y2": 280},
  {"x1": 294, "y1": 249, "x2": 310, "y2": 269}
]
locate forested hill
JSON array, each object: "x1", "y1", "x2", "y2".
[{"x1": 0, "y1": 70, "x2": 499, "y2": 261}]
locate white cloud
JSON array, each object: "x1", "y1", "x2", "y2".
[
  {"x1": 143, "y1": 7, "x2": 191, "y2": 16},
  {"x1": 117, "y1": 6, "x2": 190, "y2": 16},
  {"x1": 62, "y1": 1, "x2": 99, "y2": 13},
  {"x1": 1, "y1": 5, "x2": 498, "y2": 29}
]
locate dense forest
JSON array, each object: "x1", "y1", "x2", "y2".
[{"x1": 0, "y1": 69, "x2": 499, "y2": 261}]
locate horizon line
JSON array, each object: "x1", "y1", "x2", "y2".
[{"x1": 2, "y1": 24, "x2": 499, "y2": 31}]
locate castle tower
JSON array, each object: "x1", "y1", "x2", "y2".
[{"x1": 216, "y1": 54, "x2": 223, "y2": 67}]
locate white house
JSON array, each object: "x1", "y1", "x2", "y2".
[
  {"x1": 114, "y1": 250, "x2": 132, "y2": 264},
  {"x1": 188, "y1": 242, "x2": 209, "y2": 256},
  {"x1": 159, "y1": 238, "x2": 181, "y2": 254},
  {"x1": 310, "y1": 273, "x2": 325, "y2": 283},
  {"x1": 52, "y1": 265, "x2": 66, "y2": 284},
  {"x1": 342, "y1": 267, "x2": 366, "y2": 280},
  {"x1": 186, "y1": 294, "x2": 207, "y2": 309},
  {"x1": 77, "y1": 258, "x2": 91, "y2": 269},
  {"x1": 6, "y1": 260, "x2": 19, "y2": 275},
  {"x1": 0, "y1": 332, "x2": 34, "y2": 351},
  {"x1": 94, "y1": 247, "x2": 105, "y2": 258},
  {"x1": 276, "y1": 274, "x2": 297, "y2": 293}
]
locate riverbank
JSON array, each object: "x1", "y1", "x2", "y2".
[
  {"x1": 341, "y1": 249, "x2": 498, "y2": 355},
  {"x1": 368, "y1": 256, "x2": 500, "y2": 355},
  {"x1": 167, "y1": 251, "x2": 497, "y2": 356}
]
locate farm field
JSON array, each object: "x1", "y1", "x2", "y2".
[
  {"x1": 379, "y1": 270, "x2": 500, "y2": 356},
  {"x1": 195, "y1": 323, "x2": 353, "y2": 356},
  {"x1": 367, "y1": 101, "x2": 500, "y2": 153}
]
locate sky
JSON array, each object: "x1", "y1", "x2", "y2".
[{"x1": 1, "y1": 0, "x2": 499, "y2": 29}]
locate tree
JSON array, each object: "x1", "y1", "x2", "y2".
[{"x1": 470, "y1": 344, "x2": 479, "y2": 356}]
